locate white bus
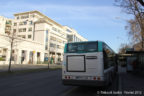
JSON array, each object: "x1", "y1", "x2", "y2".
[{"x1": 62, "y1": 41, "x2": 117, "y2": 86}]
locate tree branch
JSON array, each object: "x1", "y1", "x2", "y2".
[{"x1": 137, "y1": 0, "x2": 144, "y2": 6}]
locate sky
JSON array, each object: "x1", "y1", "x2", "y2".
[{"x1": 0, "y1": 0, "x2": 133, "y2": 52}]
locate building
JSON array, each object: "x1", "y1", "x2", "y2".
[
  {"x1": 64, "y1": 26, "x2": 87, "y2": 43},
  {"x1": 0, "y1": 16, "x2": 13, "y2": 64},
  {"x1": 0, "y1": 10, "x2": 87, "y2": 65},
  {"x1": 0, "y1": 15, "x2": 45, "y2": 65}
]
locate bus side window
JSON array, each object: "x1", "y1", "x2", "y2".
[
  {"x1": 103, "y1": 50, "x2": 108, "y2": 69},
  {"x1": 103, "y1": 44, "x2": 115, "y2": 69}
]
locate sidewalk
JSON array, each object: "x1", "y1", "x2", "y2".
[
  {"x1": 0, "y1": 64, "x2": 61, "y2": 72},
  {"x1": 119, "y1": 66, "x2": 144, "y2": 95}
]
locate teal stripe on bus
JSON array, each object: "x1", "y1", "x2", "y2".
[
  {"x1": 98, "y1": 41, "x2": 103, "y2": 52},
  {"x1": 64, "y1": 44, "x2": 67, "y2": 53}
]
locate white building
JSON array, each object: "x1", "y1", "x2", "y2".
[
  {"x1": 64, "y1": 26, "x2": 87, "y2": 43},
  {"x1": 0, "y1": 11, "x2": 87, "y2": 65},
  {"x1": 0, "y1": 15, "x2": 45, "y2": 65}
]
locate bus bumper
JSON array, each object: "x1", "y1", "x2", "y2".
[{"x1": 62, "y1": 79, "x2": 106, "y2": 86}]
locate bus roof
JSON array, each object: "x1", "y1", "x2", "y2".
[
  {"x1": 66, "y1": 41, "x2": 104, "y2": 44},
  {"x1": 65, "y1": 41, "x2": 115, "y2": 53}
]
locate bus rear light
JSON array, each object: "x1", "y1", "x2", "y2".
[
  {"x1": 97, "y1": 77, "x2": 101, "y2": 80},
  {"x1": 93, "y1": 77, "x2": 96, "y2": 80},
  {"x1": 68, "y1": 76, "x2": 71, "y2": 79},
  {"x1": 65, "y1": 76, "x2": 67, "y2": 79}
]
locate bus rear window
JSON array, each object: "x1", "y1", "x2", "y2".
[
  {"x1": 86, "y1": 43, "x2": 97, "y2": 52},
  {"x1": 67, "y1": 42, "x2": 97, "y2": 53}
]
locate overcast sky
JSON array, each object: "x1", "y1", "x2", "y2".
[{"x1": 0, "y1": 0, "x2": 133, "y2": 52}]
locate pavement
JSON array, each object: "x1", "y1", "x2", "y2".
[
  {"x1": 118, "y1": 66, "x2": 144, "y2": 95},
  {"x1": 0, "y1": 64, "x2": 61, "y2": 72}
]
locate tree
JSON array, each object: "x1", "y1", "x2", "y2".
[
  {"x1": 126, "y1": 19, "x2": 141, "y2": 44},
  {"x1": 118, "y1": 43, "x2": 131, "y2": 54},
  {"x1": 115, "y1": 0, "x2": 144, "y2": 50},
  {"x1": 7, "y1": 31, "x2": 16, "y2": 72},
  {"x1": 4, "y1": 20, "x2": 22, "y2": 72},
  {"x1": 137, "y1": 0, "x2": 144, "y2": 6}
]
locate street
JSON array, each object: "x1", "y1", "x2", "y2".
[
  {"x1": 0, "y1": 69, "x2": 118, "y2": 96},
  {"x1": 0, "y1": 66, "x2": 144, "y2": 96}
]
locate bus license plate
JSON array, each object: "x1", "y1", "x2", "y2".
[{"x1": 76, "y1": 76, "x2": 87, "y2": 80}]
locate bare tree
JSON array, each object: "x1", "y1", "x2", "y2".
[
  {"x1": 118, "y1": 43, "x2": 131, "y2": 54},
  {"x1": 115, "y1": 0, "x2": 144, "y2": 50},
  {"x1": 6, "y1": 31, "x2": 16, "y2": 72},
  {"x1": 137, "y1": 0, "x2": 144, "y2": 6},
  {"x1": 126, "y1": 19, "x2": 141, "y2": 43}
]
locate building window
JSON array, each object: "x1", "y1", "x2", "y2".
[
  {"x1": 67, "y1": 35, "x2": 73, "y2": 42},
  {"x1": 29, "y1": 21, "x2": 33, "y2": 25},
  {"x1": 58, "y1": 30, "x2": 61, "y2": 33},
  {"x1": 13, "y1": 29, "x2": 16, "y2": 33},
  {"x1": 45, "y1": 30, "x2": 48, "y2": 50},
  {"x1": 23, "y1": 28, "x2": 26, "y2": 32},
  {"x1": 19, "y1": 22, "x2": 23, "y2": 25},
  {"x1": 52, "y1": 27, "x2": 57, "y2": 31},
  {"x1": 28, "y1": 35, "x2": 31, "y2": 39},
  {"x1": 21, "y1": 15, "x2": 29, "y2": 19},
  {"x1": 23, "y1": 21, "x2": 27, "y2": 25},
  {"x1": 14, "y1": 23, "x2": 17, "y2": 26},
  {"x1": 63, "y1": 41, "x2": 66, "y2": 44},
  {"x1": 21, "y1": 35, "x2": 26, "y2": 38},
  {"x1": 17, "y1": 16, "x2": 19, "y2": 19},
  {"x1": 66, "y1": 29, "x2": 72, "y2": 32},
  {"x1": 57, "y1": 39, "x2": 62, "y2": 43},
  {"x1": 50, "y1": 43, "x2": 56, "y2": 48},
  {"x1": 19, "y1": 29, "x2": 23, "y2": 32},
  {"x1": 19, "y1": 21, "x2": 28, "y2": 26},
  {"x1": 6, "y1": 20, "x2": 12, "y2": 25},
  {"x1": 57, "y1": 45, "x2": 62, "y2": 49},
  {"x1": 30, "y1": 14, "x2": 35, "y2": 18},
  {"x1": 50, "y1": 36, "x2": 56, "y2": 41},
  {"x1": 5, "y1": 26, "x2": 11, "y2": 30},
  {"x1": 28, "y1": 27, "x2": 32, "y2": 31},
  {"x1": 19, "y1": 28, "x2": 26, "y2": 32}
]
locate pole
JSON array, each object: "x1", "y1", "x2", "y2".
[
  {"x1": 8, "y1": 39, "x2": 13, "y2": 72},
  {"x1": 48, "y1": 60, "x2": 49, "y2": 69},
  {"x1": 142, "y1": 35, "x2": 144, "y2": 51}
]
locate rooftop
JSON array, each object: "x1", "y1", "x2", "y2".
[{"x1": 14, "y1": 10, "x2": 63, "y2": 28}]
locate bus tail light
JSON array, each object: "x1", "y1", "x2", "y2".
[
  {"x1": 93, "y1": 77, "x2": 96, "y2": 80},
  {"x1": 97, "y1": 77, "x2": 101, "y2": 80},
  {"x1": 65, "y1": 76, "x2": 67, "y2": 79},
  {"x1": 68, "y1": 76, "x2": 71, "y2": 79}
]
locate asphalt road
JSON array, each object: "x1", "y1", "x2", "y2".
[{"x1": 0, "y1": 69, "x2": 118, "y2": 96}]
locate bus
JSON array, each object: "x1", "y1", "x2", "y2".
[{"x1": 62, "y1": 41, "x2": 117, "y2": 86}]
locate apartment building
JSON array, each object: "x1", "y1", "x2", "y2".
[
  {"x1": 0, "y1": 15, "x2": 45, "y2": 65},
  {"x1": 64, "y1": 26, "x2": 87, "y2": 43},
  {"x1": 0, "y1": 16, "x2": 13, "y2": 64},
  {"x1": 0, "y1": 10, "x2": 87, "y2": 65}
]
